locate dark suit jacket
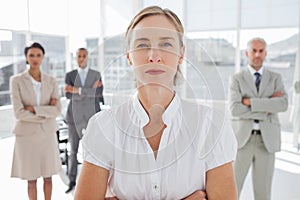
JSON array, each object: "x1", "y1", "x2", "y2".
[{"x1": 65, "y1": 68, "x2": 103, "y2": 137}]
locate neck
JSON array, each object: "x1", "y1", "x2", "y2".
[
  {"x1": 79, "y1": 65, "x2": 87, "y2": 70},
  {"x1": 138, "y1": 84, "x2": 174, "y2": 113},
  {"x1": 250, "y1": 65, "x2": 262, "y2": 72},
  {"x1": 28, "y1": 68, "x2": 41, "y2": 81}
]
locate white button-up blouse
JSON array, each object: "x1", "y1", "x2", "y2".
[{"x1": 82, "y1": 93, "x2": 237, "y2": 200}]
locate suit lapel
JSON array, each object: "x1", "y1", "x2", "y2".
[
  {"x1": 259, "y1": 69, "x2": 271, "y2": 96},
  {"x1": 23, "y1": 71, "x2": 37, "y2": 105},
  {"x1": 84, "y1": 69, "x2": 92, "y2": 86},
  {"x1": 40, "y1": 73, "x2": 48, "y2": 104},
  {"x1": 74, "y1": 70, "x2": 83, "y2": 87},
  {"x1": 242, "y1": 69, "x2": 257, "y2": 94}
]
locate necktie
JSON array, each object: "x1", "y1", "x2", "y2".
[
  {"x1": 79, "y1": 70, "x2": 86, "y2": 86},
  {"x1": 254, "y1": 72, "x2": 261, "y2": 92},
  {"x1": 254, "y1": 72, "x2": 261, "y2": 124}
]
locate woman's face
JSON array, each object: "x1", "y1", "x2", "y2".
[
  {"x1": 127, "y1": 15, "x2": 184, "y2": 88},
  {"x1": 26, "y1": 48, "x2": 44, "y2": 69}
]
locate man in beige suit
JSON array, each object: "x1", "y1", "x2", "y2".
[{"x1": 229, "y1": 37, "x2": 288, "y2": 200}]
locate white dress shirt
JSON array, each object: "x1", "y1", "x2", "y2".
[
  {"x1": 77, "y1": 66, "x2": 89, "y2": 94},
  {"x1": 30, "y1": 76, "x2": 41, "y2": 106},
  {"x1": 82, "y1": 93, "x2": 237, "y2": 200},
  {"x1": 247, "y1": 65, "x2": 264, "y2": 130}
]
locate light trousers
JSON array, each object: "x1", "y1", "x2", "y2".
[{"x1": 234, "y1": 134, "x2": 275, "y2": 200}]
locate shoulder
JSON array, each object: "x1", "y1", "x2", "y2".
[
  {"x1": 179, "y1": 98, "x2": 236, "y2": 158},
  {"x1": 10, "y1": 71, "x2": 26, "y2": 84},
  {"x1": 180, "y1": 98, "x2": 220, "y2": 133},
  {"x1": 87, "y1": 108, "x2": 119, "y2": 132},
  {"x1": 42, "y1": 73, "x2": 57, "y2": 84},
  {"x1": 83, "y1": 108, "x2": 118, "y2": 146},
  {"x1": 183, "y1": 99, "x2": 226, "y2": 126},
  {"x1": 233, "y1": 68, "x2": 247, "y2": 79},
  {"x1": 88, "y1": 68, "x2": 101, "y2": 76},
  {"x1": 89, "y1": 68, "x2": 99, "y2": 73},
  {"x1": 10, "y1": 73, "x2": 21, "y2": 82},
  {"x1": 66, "y1": 69, "x2": 77, "y2": 77},
  {"x1": 89, "y1": 109, "x2": 114, "y2": 124},
  {"x1": 180, "y1": 97, "x2": 229, "y2": 127},
  {"x1": 180, "y1": 98, "x2": 213, "y2": 117},
  {"x1": 264, "y1": 69, "x2": 281, "y2": 78}
]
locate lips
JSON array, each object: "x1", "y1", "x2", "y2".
[{"x1": 145, "y1": 69, "x2": 165, "y2": 75}]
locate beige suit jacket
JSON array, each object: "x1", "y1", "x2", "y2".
[
  {"x1": 10, "y1": 71, "x2": 61, "y2": 136},
  {"x1": 229, "y1": 68, "x2": 288, "y2": 153}
]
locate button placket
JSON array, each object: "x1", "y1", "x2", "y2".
[{"x1": 150, "y1": 169, "x2": 160, "y2": 199}]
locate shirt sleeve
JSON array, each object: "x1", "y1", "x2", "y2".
[
  {"x1": 81, "y1": 110, "x2": 115, "y2": 170},
  {"x1": 200, "y1": 109, "x2": 237, "y2": 171}
]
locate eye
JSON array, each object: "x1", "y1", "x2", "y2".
[
  {"x1": 28, "y1": 54, "x2": 35, "y2": 57},
  {"x1": 136, "y1": 43, "x2": 149, "y2": 48},
  {"x1": 160, "y1": 42, "x2": 173, "y2": 47}
]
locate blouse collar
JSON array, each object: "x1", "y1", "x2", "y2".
[{"x1": 132, "y1": 92, "x2": 181, "y2": 128}]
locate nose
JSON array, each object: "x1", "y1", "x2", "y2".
[
  {"x1": 255, "y1": 52, "x2": 261, "y2": 57},
  {"x1": 148, "y1": 48, "x2": 161, "y2": 63}
]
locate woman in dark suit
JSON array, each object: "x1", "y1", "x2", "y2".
[{"x1": 10, "y1": 42, "x2": 62, "y2": 200}]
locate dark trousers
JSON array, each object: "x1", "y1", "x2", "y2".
[{"x1": 68, "y1": 123, "x2": 81, "y2": 183}]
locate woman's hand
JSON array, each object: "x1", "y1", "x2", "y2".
[
  {"x1": 24, "y1": 105, "x2": 35, "y2": 114},
  {"x1": 183, "y1": 190, "x2": 207, "y2": 200}
]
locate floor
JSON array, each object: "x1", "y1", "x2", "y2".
[
  {"x1": 1, "y1": 133, "x2": 300, "y2": 200},
  {"x1": 0, "y1": 136, "x2": 76, "y2": 200}
]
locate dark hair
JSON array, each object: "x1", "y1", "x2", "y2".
[
  {"x1": 24, "y1": 42, "x2": 45, "y2": 64},
  {"x1": 24, "y1": 42, "x2": 45, "y2": 56},
  {"x1": 76, "y1": 47, "x2": 88, "y2": 55}
]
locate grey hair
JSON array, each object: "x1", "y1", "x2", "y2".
[{"x1": 247, "y1": 37, "x2": 267, "y2": 50}]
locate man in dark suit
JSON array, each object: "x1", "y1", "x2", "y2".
[
  {"x1": 229, "y1": 37, "x2": 288, "y2": 200},
  {"x1": 64, "y1": 48, "x2": 104, "y2": 193}
]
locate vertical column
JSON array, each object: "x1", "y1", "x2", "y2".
[
  {"x1": 65, "y1": 0, "x2": 72, "y2": 72},
  {"x1": 181, "y1": 0, "x2": 187, "y2": 98},
  {"x1": 292, "y1": 2, "x2": 300, "y2": 148},
  {"x1": 98, "y1": 0, "x2": 106, "y2": 74},
  {"x1": 26, "y1": 0, "x2": 32, "y2": 43},
  {"x1": 234, "y1": 0, "x2": 241, "y2": 73}
]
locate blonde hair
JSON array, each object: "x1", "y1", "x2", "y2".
[{"x1": 125, "y1": 6, "x2": 184, "y2": 47}]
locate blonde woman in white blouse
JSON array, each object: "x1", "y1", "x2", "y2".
[
  {"x1": 10, "y1": 42, "x2": 62, "y2": 200},
  {"x1": 75, "y1": 6, "x2": 237, "y2": 200}
]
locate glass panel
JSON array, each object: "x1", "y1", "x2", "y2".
[
  {"x1": 242, "y1": 0, "x2": 299, "y2": 29},
  {"x1": 0, "y1": 29, "x2": 67, "y2": 105},
  {"x1": 186, "y1": 30, "x2": 237, "y2": 100},
  {"x1": 0, "y1": 30, "x2": 26, "y2": 106},
  {"x1": 187, "y1": 0, "x2": 237, "y2": 31}
]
